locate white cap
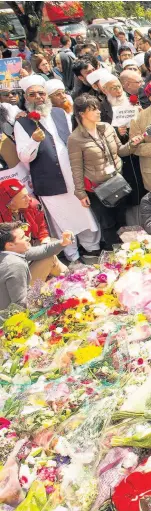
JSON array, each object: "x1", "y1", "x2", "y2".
[
  {"x1": 122, "y1": 59, "x2": 136, "y2": 69},
  {"x1": 19, "y1": 74, "x2": 46, "y2": 92},
  {"x1": 100, "y1": 72, "x2": 119, "y2": 87},
  {"x1": 134, "y1": 52, "x2": 144, "y2": 67},
  {"x1": 45, "y1": 79, "x2": 65, "y2": 95},
  {"x1": 87, "y1": 69, "x2": 115, "y2": 86}
]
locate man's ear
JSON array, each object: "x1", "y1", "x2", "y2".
[{"x1": 102, "y1": 86, "x2": 106, "y2": 94}]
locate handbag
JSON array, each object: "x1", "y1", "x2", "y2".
[
  {"x1": 87, "y1": 131, "x2": 132, "y2": 208},
  {"x1": 94, "y1": 173, "x2": 132, "y2": 208}
]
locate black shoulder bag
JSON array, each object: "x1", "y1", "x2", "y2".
[{"x1": 87, "y1": 131, "x2": 132, "y2": 208}]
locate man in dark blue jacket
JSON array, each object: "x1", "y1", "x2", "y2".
[
  {"x1": 108, "y1": 26, "x2": 120, "y2": 64},
  {"x1": 14, "y1": 75, "x2": 101, "y2": 263}
]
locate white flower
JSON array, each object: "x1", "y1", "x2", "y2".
[{"x1": 56, "y1": 327, "x2": 63, "y2": 334}]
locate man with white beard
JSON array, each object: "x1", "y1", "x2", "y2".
[
  {"x1": 87, "y1": 70, "x2": 129, "y2": 133},
  {"x1": 94, "y1": 72, "x2": 145, "y2": 208},
  {"x1": 14, "y1": 75, "x2": 101, "y2": 263}
]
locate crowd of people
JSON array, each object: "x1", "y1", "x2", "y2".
[{"x1": 1, "y1": 27, "x2": 151, "y2": 307}]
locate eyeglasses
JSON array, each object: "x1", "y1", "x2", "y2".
[
  {"x1": 110, "y1": 85, "x2": 122, "y2": 91},
  {"x1": 27, "y1": 91, "x2": 46, "y2": 98},
  {"x1": 121, "y1": 53, "x2": 132, "y2": 58},
  {"x1": 1, "y1": 90, "x2": 18, "y2": 96}
]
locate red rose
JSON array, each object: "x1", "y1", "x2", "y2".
[
  {"x1": 18, "y1": 52, "x2": 26, "y2": 59},
  {"x1": 129, "y1": 94, "x2": 138, "y2": 105},
  {"x1": 27, "y1": 111, "x2": 41, "y2": 122},
  {"x1": 137, "y1": 357, "x2": 144, "y2": 365},
  {"x1": 0, "y1": 417, "x2": 11, "y2": 430},
  {"x1": 49, "y1": 324, "x2": 57, "y2": 331}
]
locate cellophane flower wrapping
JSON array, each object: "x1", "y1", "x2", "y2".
[{"x1": 2, "y1": 234, "x2": 151, "y2": 510}]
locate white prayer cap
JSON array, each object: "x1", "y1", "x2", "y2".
[
  {"x1": 87, "y1": 69, "x2": 114, "y2": 86},
  {"x1": 99, "y1": 72, "x2": 119, "y2": 87},
  {"x1": 45, "y1": 79, "x2": 65, "y2": 95},
  {"x1": 19, "y1": 74, "x2": 46, "y2": 92},
  {"x1": 122, "y1": 59, "x2": 136, "y2": 69},
  {"x1": 134, "y1": 52, "x2": 144, "y2": 67}
]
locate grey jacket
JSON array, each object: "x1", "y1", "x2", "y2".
[
  {"x1": 0, "y1": 241, "x2": 62, "y2": 310},
  {"x1": 140, "y1": 192, "x2": 151, "y2": 234}
]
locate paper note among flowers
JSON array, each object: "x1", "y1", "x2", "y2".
[
  {"x1": 112, "y1": 104, "x2": 139, "y2": 128},
  {"x1": 0, "y1": 57, "x2": 22, "y2": 89}
]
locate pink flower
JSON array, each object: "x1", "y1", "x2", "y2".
[
  {"x1": 86, "y1": 387, "x2": 94, "y2": 395},
  {"x1": 37, "y1": 467, "x2": 57, "y2": 482},
  {"x1": 0, "y1": 418, "x2": 11, "y2": 430},
  {"x1": 81, "y1": 379, "x2": 92, "y2": 384},
  {"x1": 55, "y1": 288, "x2": 64, "y2": 297},
  {"x1": 20, "y1": 476, "x2": 28, "y2": 487},
  {"x1": 46, "y1": 485, "x2": 55, "y2": 494},
  {"x1": 97, "y1": 273, "x2": 107, "y2": 283},
  {"x1": 7, "y1": 431, "x2": 17, "y2": 438}
]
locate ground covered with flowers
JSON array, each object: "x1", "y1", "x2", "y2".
[{"x1": 2, "y1": 230, "x2": 151, "y2": 510}]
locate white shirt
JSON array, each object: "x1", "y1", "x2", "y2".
[
  {"x1": 14, "y1": 112, "x2": 98, "y2": 235},
  {"x1": 2, "y1": 102, "x2": 21, "y2": 126}
]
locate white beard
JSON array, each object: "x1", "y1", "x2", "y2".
[
  {"x1": 25, "y1": 98, "x2": 52, "y2": 117},
  {"x1": 106, "y1": 91, "x2": 130, "y2": 106}
]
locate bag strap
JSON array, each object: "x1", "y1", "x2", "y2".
[{"x1": 86, "y1": 129, "x2": 116, "y2": 168}]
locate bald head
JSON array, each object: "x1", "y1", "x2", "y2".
[{"x1": 120, "y1": 70, "x2": 143, "y2": 94}]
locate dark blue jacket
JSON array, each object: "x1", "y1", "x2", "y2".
[{"x1": 18, "y1": 107, "x2": 70, "y2": 197}]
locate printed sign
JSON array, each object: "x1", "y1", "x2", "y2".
[
  {"x1": 0, "y1": 163, "x2": 33, "y2": 194},
  {"x1": 112, "y1": 105, "x2": 139, "y2": 128},
  {"x1": 0, "y1": 57, "x2": 22, "y2": 90}
]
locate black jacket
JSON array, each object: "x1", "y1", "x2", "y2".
[
  {"x1": 100, "y1": 97, "x2": 113, "y2": 124},
  {"x1": 100, "y1": 99, "x2": 146, "y2": 205},
  {"x1": 140, "y1": 192, "x2": 151, "y2": 233},
  {"x1": 108, "y1": 36, "x2": 119, "y2": 64},
  {"x1": 138, "y1": 76, "x2": 150, "y2": 110}
]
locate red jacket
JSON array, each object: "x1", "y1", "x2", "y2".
[{"x1": 19, "y1": 197, "x2": 49, "y2": 243}]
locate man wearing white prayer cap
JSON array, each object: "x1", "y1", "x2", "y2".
[
  {"x1": 45, "y1": 78, "x2": 73, "y2": 115},
  {"x1": 14, "y1": 75, "x2": 101, "y2": 263},
  {"x1": 122, "y1": 59, "x2": 140, "y2": 72},
  {"x1": 99, "y1": 73, "x2": 130, "y2": 125}
]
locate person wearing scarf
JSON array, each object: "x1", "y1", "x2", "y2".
[{"x1": 0, "y1": 178, "x2": 67, "y2": 282}]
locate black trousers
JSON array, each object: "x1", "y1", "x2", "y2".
[{"x1": 87, "y1": 191, "x2": 126, "y2": 249}]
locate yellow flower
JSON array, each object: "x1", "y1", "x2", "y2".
[
  {"x1": 141, "y1": 254, "x2": 151, "y2": 265},
  {"x1": 100, "y1": 294, "x2": 120, "y2": 308},
  {"x1": 4, "y1": 313, "x2": 35, "y2": 341},
  {"x1": 128, "y1": 253, "x2": 142, "y2": 263},
  {"x1": 129, "y1": 242, "x2": 140, "y2": 251},
  {"x1": 64, "y1": 309, "x2": 76, "y2": 319},
  {"x1": 84, "y1": 312, "x2": 95, "y2": 322},
  {"x1": 137, "y1": 313, "x2": 147, "y2": 322},
  {"x1": 74, "y1": 345, "x2": 102, "y2": 365}
]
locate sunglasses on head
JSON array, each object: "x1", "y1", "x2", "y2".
[{"x1": 27, "y1": 91, "x2": 46, "y2": 98}]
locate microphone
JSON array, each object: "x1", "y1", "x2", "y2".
[{"x1": 144, "y1": 125, "x2": 151, "y2": 137}]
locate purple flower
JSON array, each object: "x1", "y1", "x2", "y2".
[{"x1": 54, "y1": 454, "x2": 71, "y2": 465}]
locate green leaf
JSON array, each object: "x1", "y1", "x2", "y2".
[{"x1": 10, "y1": 356, "x2": 20, "y2": 376}]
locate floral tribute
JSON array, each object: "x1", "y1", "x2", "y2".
[{"x1": 1, "y1": 232, "x2": 151, "y2": 510}]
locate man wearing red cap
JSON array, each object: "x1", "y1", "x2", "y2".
[{"x1": 0, "y1": 178, "x2": 68, "y2": 282}]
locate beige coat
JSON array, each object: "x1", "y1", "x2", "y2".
[
  {"x1": 68, "y1": 122, "x2": 132, "y2": 200},
  {"x1": 130, "y1": 105, "x2": 151, "y2": 192}
]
